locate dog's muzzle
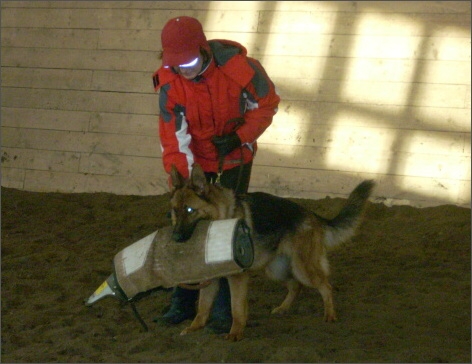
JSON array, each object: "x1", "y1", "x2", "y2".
[{"x1": 171, "y1": 217, "x2": 202, "y2": 242}]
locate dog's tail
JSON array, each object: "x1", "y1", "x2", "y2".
[{"x1": 323, "y1": 180, "x2": 375, "y2": 249}]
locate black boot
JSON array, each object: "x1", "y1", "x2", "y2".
[
  {"x1": 153, "y1": 286, "x2": 197, "y2": 325},
  {"x1": 206, "y1": 278, "x2": 233, "y2": 334}
]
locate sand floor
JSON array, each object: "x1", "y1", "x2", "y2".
[{"x1": 1, "y1": 187, "x2": 470, "y2": 362}]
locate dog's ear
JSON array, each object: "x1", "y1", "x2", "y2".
[
  {"x1": 190, "y1": 164, "x2": 209, "y2": 196},
  {"x1": 170, "y1": 165, "x2": 185, "y2": 190}
]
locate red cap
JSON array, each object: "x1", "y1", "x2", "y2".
[{"x1": 161, "y1": 16, "x2": 208, "y2": 67}]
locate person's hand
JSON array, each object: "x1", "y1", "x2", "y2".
[{"x1": 211, "y1": 132, "x2": 241, "y2": 158}]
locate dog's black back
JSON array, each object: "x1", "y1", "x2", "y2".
[{"x1": 242, "y1": 192, "x2": 308, "y2": 250}]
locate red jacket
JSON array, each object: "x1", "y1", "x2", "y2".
[{"x1": 153, "y1": 39, "x2": 280, "y2": 179}]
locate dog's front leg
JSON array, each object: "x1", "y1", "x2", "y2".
[
  {"x1": 180, "y1": 280, "x2": 219, "y2": 336},
  {"x1": 226, "y1": 273, "x2": 249, "y2": 342}
]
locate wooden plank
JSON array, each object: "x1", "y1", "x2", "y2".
[
  {"x1": 1, "y1": 88, "x2": 157, "y2": 115},
  {"x1": 2, "y1": 47, "x2": 470, "y2": 86},
  {"x1": 1, "y1": 47, "x2": 158, "y2": 73},
  {"x1": 3, "y1": 117, "x2": 467, "y2": 161},
  {"x1": 2, "y1": 59, "x2": 470, "y2": 95},
  {"x1": 248, "y1": 165, "x2": 376, "y2": 197},
  {"x1": 1, "y1": 107, "x2": 89, "y2": 131},
  {"x1": 457, "y1": 180, "x2": 471, "y2": 207},
  {"x1": 91, "y1": 70, "x2": 151, "y2": 93},
  {"x1": 1, "y1": 28, "x2": 99, "y2": 49},
  {"x1": 0, "y1": 1, "x2": 270, "y2": 12},
  {"x1": 96, "y1": 69, "x2": 467, "y2": 100},
  {"x1": 79, "y1": 153, "x2": 162, "y2": 177},
  {"x1": 376, "y1": 173, "x2": 467, "y2": 207},
  {"x1": 0, "y1": 8, "x2": 93, "y2": 28},
  {"x1": 263, "y1": 57, "x2": 471, "y2": 85},
  {"x1": 0, "y1": 1, "x2": 309, "y2": 12},
  {"x1": 1, "y1": 127, "x2": 161, "y2": 157},
  {"x1": 255, "y1": 144, "x2": 471, "y2": 180},
  {"x1": 6, "y1": 72, "x2": 465, "y2": 111},
  {"x1": 341, "y1": 34, "x2": 470, "y2": 61},
  {"x1": 22, "y1": 169, "x2": 169, "y2": 196},
  {"x1": 4, "y1": 46, "x2": 469, "y2": 87},
  {"x1": 2, "y1": 1, "x2": 469, "y2": 14},
  {"x1": 0, "y1": 167, "x2": 25, "y2": 189},
  {"x1": 1, "y1": 147, "x2": 80, "y2": 172},
  {"x1": 98, "y1": 29, "x2": 162, "y2": 52},
  {"x1": 1, "y1": 8, "x2": 259, "y2": 31},
  {"x1": 3, "y1": 132, "x2": 467, "y2": 183},
  {"x1": 1, "y1": 93, "x2": 469, "y2": 137},
  {"x1": 0, "y1": 1, "x2": 296, "y2": 11},
  {"x1": 97, "y1": 30, "x2": 471, "y2": 61},
  {"x1": 92, "y1": 9, "x2": 259, "y2": 32},
  {"x1": 352, "y1": 1, "x2": 471, "y2": 14},
  {"x1": 274, "y1": 101, "x2": 471, "y2": 133},
  {"x1": 2, "y1": 127, "x2": 90, "y2": 153},
  {"x1": 274, "y1": 77, "x2": 469, "y2": 108},
  {"x1": 259, "y1": 11, "x2": 470, "y2": 37},
  {"x1": 3, "y1": 5, "x2": 468, "y2": 33},
  {"x1": 259, "y1": 32, "x2": 471, "y2": 61},
  {"x1": 1, "y1": 67, "x2": 93, "y2": 90},
  {"x1": 248, "y1": 165, "x2": 468, "y2": 207},
  {"x1": 89, "y1": 112, "x2": 157, "y2": 136},
  {"x1": 259, "y1": 123, "x2": 468, "y2": 155}
]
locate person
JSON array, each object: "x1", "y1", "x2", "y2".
[{"x1": 151, "y1": 16, "x2": 280, "y2": 334}]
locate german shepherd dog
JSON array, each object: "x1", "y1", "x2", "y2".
[{"x1": 170, "y1": 164, "x2": 375, "y2": 341}]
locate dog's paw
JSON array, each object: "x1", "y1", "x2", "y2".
[
  {"x1": 225, "y1": 332, "x2": 244, "y2": 342},
  {"x1": 271, "y1": 306, "x2": 288, "y2": 315},
  {"x1": 180, "y1": 326, "x2": 198, "y2": 336},
  {"x1": 324, "y1": 313, "x2": 338, "y2": 322},
  {"x1": 271, "y1": 307, "x2": 282, "y2": 315}
]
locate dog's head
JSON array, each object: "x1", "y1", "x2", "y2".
[{"x1": 169, "y1": 164, "x2": 223, "y2": 242}]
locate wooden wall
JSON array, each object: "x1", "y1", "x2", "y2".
[{"x1": 1, "y1": 1, "x2": 470, "y2": 207}]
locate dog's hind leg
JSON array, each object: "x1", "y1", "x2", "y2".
[
  {"x1": 292, "y1": 249, "x2": 337, "y2": 322},
  {"x1": 226, "y1": 272, "x2": 249, "y2": 341},
  {"x1": 271, "y1": 279, "x2": 302, "y2": 315},
  {"x1": 180, "y1": 280, "x2": 219, "y2": 336},
  {"x1": 317, "y1": 281, "x2": 337, "y2": 322},
  {"x1": 293, "y1": 270, "x2": 337, "y2": 322}
]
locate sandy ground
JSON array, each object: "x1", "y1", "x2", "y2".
[{"x1": 1, "y1": 186, "x2": 470, "y2": 363}]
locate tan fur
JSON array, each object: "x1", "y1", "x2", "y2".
[{"x1": 170, "y1": 164, "x2": 373, "y2": 341}]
